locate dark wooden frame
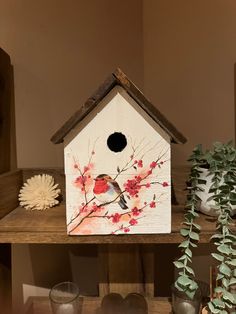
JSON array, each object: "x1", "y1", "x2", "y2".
[{"x1": 0, "y1": 48, "x2": 12, "y2": 174}]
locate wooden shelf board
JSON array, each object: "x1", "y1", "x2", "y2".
[
  {"x1": 24, "y1": 296, "x2": 172, "y2": 314},
  {"x1": 0, "y1": 204, "x2": 232, "y2": 243}
]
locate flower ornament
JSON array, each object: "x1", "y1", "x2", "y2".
[{"x1": 18, "y1": 174, "x2": 61, "y2": 210}]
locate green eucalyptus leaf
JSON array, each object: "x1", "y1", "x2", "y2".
[
  {"x1": 178, "y1": 255, "x2": 186, "y2": 261},
  {"x1": 178, "y1": 240, "x2": 189, "y2": 248},
  {"x1": 182, "y1": 221, "x2": 191, "y2": 226},
  {"x1": 189, "y1": 281, "x2": 198, "y2": 291},
  {"x1": 222, "y1": 278, "x2": 229, "y2": 289},
  {"x1": 222, "y1": 290, "x2": 236, "y2": 304},
  {"x1": 177, "y1": 275, "x2": 192, "y2": 287},
  {"x1": 226, "y1": 234, "x2": 236, "y2": 241},
  {"x1": 226, "y1": 259, "x2": 236, "y2": 267},
  {"x1": 185, "y1": 248, "x2": 192, "y2": 258},
  {"x1": 222, "y1": 239, "x2": 233, "y2": 244},
  {"x1": 208, "y1": 301, "x2": 221, "y2": 313},
  {"x1": 211, "y1": 253, "x2": 224, "y2": 262},
  {"x1": 189, "y1": 242, "x2": 197, "y2": 248},
  {"x1": 185, "y1": 211, "x2": 199, "y2": 219},
  {"x1": 207, "y1": 195, "x2": 215, "y2": 202},
  {"x1": 185, "y1": 266, "x2": 195, "y2": 276},
  {"x1": 211, "y1": 233, "x2": 223, "y2": 240},
  {"x1": 232, "y1": 249, "x2": 236, "y2": 257},
  {"x1": 217, "y1": 244, "x2": 231, "y2": 255},
  {"x1": 173, "y1": 261, "x2": 184, "y2": 269},
  {"x1": 215, "y1": 287, "x2": 224, "y2": 294},
  {"x1": 212, "y1": 298, "x2": 225, "y2": 308},
  {"x1": 229, "y1": 277, "x2": 236, "y2": 286},
  {"x1": 216, "y1": 273, "x2": 224, "y2": 281},
  {"x1": 192, "y1": 222, "x2": 201, "y2": 230},
  {"x1": 189, "y1": 231, "x2": 199, "y2": 241},
  {"x1": 180, "y1": 228, "x2": 190, "y2": 237},
  {"x1": 219, "y1": 263, "x2": 231, "y2": 277}
]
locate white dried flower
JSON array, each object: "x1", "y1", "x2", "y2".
[{"x1": 19, "y1": 174, "x2": 61, "y2": 210}]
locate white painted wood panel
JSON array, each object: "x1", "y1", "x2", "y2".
[{"x1": 64, "y1": 86, "x2": 171, "y2": 235}]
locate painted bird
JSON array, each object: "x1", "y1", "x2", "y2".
[{"x1": 93, "y1": 174, "x2": 128, "y2": 209}]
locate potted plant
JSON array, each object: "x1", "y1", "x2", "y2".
[{"x1": 173, "y1": 142, "x2": 236, "y2": 314}]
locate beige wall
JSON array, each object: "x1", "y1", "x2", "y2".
[
  {"x1": 2, "y1": 0, "x2": 235, "y2": 167},
  {"x1": 0, "y1": 0, "x2": 143, "y2": 168},
  {"x1": 143, "y1": 0, "x2": 236, "y2": 164}
]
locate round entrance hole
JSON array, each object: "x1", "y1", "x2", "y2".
[{"x1": 107, "y1": 132, "x2": 127, "y2": 152}]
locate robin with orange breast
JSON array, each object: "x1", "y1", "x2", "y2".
[{"x1": 93, "y1": 174, "x2": 128, "y2": 209}]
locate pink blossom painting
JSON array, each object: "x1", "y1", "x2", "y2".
[{"x1": 64, "y1": 86, "x2": 171, "y2": 235}]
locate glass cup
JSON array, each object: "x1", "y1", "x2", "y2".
[{"x1": 49, "y1": 282, "x2": 79, "y2": 314}]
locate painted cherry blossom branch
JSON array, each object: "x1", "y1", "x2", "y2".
[
  {"x1": 113, "y1": 139, "x2": 168, "y2": 181},
  {"x1": 112, "y1": 216, "x2": 145, "y2": 234},
  {"x1": 73, "y1": 156, "x2": 89, "y2": 204},
  {"x1": 68, "y1": 191, "x2": 126, "y2": 233},
  {"x1": 68, "y1": 138, "x2": 170, "y2": 234},
  {"x1": 70, "y1": 141, "x2": 97, "y2": 222},
  {"x1": 68, "y1": 196, "x2": 95, "y2": 225},
  {"x1": 113, "y1": 138, "x2": 145, "y2": 180},
  {"x1": 68, "y1": 155, "x2": 170, "y2": 231}
]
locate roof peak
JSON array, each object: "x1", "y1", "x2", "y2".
[{"x1": 51, "y1": 68, "x2": 186, "y2": 145}]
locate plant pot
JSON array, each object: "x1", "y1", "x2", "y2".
[
  {"x1": 196, "y1": 168, "x2": 236, "y2": 217},
  {"x1": 171, "y1": 285, "x2": 202, "y2": 314}
]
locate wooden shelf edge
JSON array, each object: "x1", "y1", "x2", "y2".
[
  {"x1": 24, "y1": 296, "x2": 172, "y2": 314},
  {"x1": 0, "y1": 231, "x2": 214, "y2": 244},
  {"x1": 0, "y1": 205, "x2": 226, "y2": 244}
]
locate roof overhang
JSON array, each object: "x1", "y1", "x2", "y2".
[{"x1": 51, "y1": 68, "x2": 187, "y2": 145}]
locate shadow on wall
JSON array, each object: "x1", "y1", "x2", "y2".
[
  {"x1": 12, "y1": 244, "x2": 99, "y2": 313},
  {"x1": 29, "y1": 244, "x2": 99, "y2": 295}
]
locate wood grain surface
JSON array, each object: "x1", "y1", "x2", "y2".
[
  {"x1": 24, "y1": 296, "x2": 172, "y2": 314},
  {"x1": 0, "y1": 204, "x2": 232, "y2": 243},
  {"x1": 0, "y1": 169, "x2": 22, "y2": 219}
]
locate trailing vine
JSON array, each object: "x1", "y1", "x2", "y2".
[
  {"x1": 174, "y1": 142, "x2": 236, "y2": 312},
  {"x1": 174, "y1": 145, "x2": 205, "y2": 299},
  {"x1": 205, "y1": 142, "x2": 236, "y2": 313}
]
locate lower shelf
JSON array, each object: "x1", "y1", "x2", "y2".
[{"x1": 24, "y1": 296, "x2": 172, "y2": 314}]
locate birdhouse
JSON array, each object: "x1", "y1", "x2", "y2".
[{"x1": 51, "y1": 68, "x2": 186, "y2": 235}]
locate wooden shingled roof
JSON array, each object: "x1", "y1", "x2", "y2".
[{"x1": 51, "y1": 68, "x2": 187, "y2": 144}]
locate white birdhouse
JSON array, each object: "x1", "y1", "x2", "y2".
[{"x1": 51, "y1": 68, "x2": 186, "y2": 236}]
